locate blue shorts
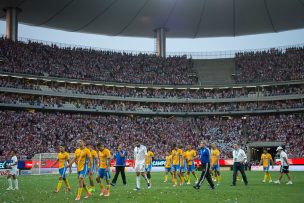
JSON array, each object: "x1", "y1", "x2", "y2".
[
  {"x1": 180, "y1": 166, "x2": 186, "y2": 173},
  {"x1": 98, "y1": 168, "x2": 110, "y2": 180},
  {"x1": 165, "y1": 167, "x2": 171, "y2": 172},
  {"x1": 87, "y1": 167, "x2": 96, "y2": 174},
  {"x1": 78, "y1": 168, "x2": 88, "y2": 178},
  {"x1": 171, "y1": 165, "x2": 180, "y2": 172},
  {"x1": 187, "y1": 165, "x2": 195, "y2": 172},
  {"x1": 263, "y1": 166, "x2": 270, "y2": 172},
  {"x1": 145, "y1": 165, "x2": 152, "y2": 172},
  {"x1": 212, "y1": 164, "x2": 220, "y2": 171},
  {"x1": 59, "y1": 167, "x2": 67, "y2": 178}
]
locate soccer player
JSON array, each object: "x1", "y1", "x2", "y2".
[
  {"x1": 164, "y1": 152, "x2": 173, "y2": 183},
  {"x1": 171, "y1": 144, "x2": 182, "y2": 187},
  {"x1": 210, "y1": 143, "x2": 221, "y2": 185},
  {"x1": 50, "y1": 145, "x2": 71, "y2": 192},
  {"x1": 184, "y1": 145, "x2": 198, "y2": 185},
  {"x1": 259, "y1": 149, "x2": 274, "y2": 183},
  {"x1": 67, "y1": 139, "x2": 93, "y2": 201},
  {"x1": 133, "y1": 139, "x2": 151, "y2": 191},
  {"x1": 274, "y1": 146, "x2": 292, "y2": 185},
  {"x1": 179, "y1": 146, "x2": 187, "y2": 186},
  {"x1": 6, "y1": 150, "x2": 18, "y2": 190},
  {"x1": 145, "y1": 147, "x2": 154, "y2": 183},
  {"x1": 87, "y1": 143, "x2": 98, "y2": 192},
  {"x1": 96, "y1": 143, "x2": 111, "y2": 197},
  {"x1": 193, "y1": 141, "x2": 215, "y2": 190}
]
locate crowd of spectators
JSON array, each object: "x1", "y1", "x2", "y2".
[
  {"x1": 0, "y1": 39, "x2": 196, "y2": 85},
  {"x1": 0, "y1": 93, "x2": 303, "y2": 113},
  {"x1": 0, "y1": 111, "x2": 302, "y2": 159},
  {"x1": 235, "y1": 47, "x2": 304, "y2": 83},
  {"x1": 0, "y1": 76, "x2": 303, "y2": 100}
]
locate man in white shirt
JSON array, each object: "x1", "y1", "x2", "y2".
[
  {"x1": 6, "y1": 150, "x2": 19, "y2": 190},
  {"x1": 133, "y1": 139, "x2": 151, "y2": 191},
  {"x1": 274, "y1": 146, "x2": 292, "y2": 185},
  {"x1": 231, "y1": 144, "x2": 248, "y2": 186}
]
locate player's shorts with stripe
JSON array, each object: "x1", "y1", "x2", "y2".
[
  {"x1": 59, "y1": 167, "x2": 67, "y2": 178},
  {"x1": 280, "y1": 166, "x2": 289, "y2": 174},
  {"x1": 145, "y1": 164, "x2": 152, "y2": 172},
  {"x1": 263, "y1": 166, "x2": 270, "y2": 172},
  {"x1": 212, "y1": 164, "x2": 220, "y2": 171},
  {"x1": 78, "y1": 165, "x2": 88, "y2": 178},
  {"x1": 165, "y1": 167, "x2": 171, "y2": 172},
  {"x1": 9, "y1": 168, "x2": 18, "y2": 176},
  {"x1": 87, "y1": 166, "x2": 96, "y2": 174},
  {"x1": 187, "y1": 164, "x2": 195, "y2": 172},
  {"x1": 98, "y1": 168, "x2": 111, "y2": 179},
  {"x1": 171, "y1": 164, "x2": 180, "y2": 171}
]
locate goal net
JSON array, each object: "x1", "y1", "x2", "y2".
[{"x1": 30, "y1": 153, "x2": 75, "y2": 175}]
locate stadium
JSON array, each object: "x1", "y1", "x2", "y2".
[{"x1": 0, "y1": 0, "x2": 303, "y2": 202}]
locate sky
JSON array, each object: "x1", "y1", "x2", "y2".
[{"x1": 1, "y1": 20, "x2": 304, "y2": 53}]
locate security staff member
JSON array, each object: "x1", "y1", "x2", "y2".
[
  {"x1": 232, "y1": 143, "x2": 248, "y2": 186},
  {"x1": 193, "y1": 140, "x2": 215, "y2": 190},
  {"x1": 111, "y1": 145, "x2": 127, "y2": 186}
]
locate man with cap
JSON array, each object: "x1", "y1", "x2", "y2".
[{"x1": 274, "y1": 146, "x2": 292, "y2": 185}]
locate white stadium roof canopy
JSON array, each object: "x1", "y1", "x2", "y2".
[{"x1": 1, "y1": 0, "x2": 304, "y2": 38}]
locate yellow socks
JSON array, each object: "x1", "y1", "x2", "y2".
[
  {"x1": 84, "y1": 185, "x2": 90, "y2": 194},
  {"x1": 64, "y1": 179, "x2": 70, "y2": 189},
  {"x1": 180, "y1": 176, "x2": 184, "y2": 184},
  {"x1": 56, "y1": 180, "x2": 63, "y2": 191},
  {"x1": 99, "y1": 183, "x2": 104, "y2": 191},
  {"x1": 164, "y1": 175, "x2": 168, "y2": 181},
  {"x1": 187, "y1": 174, "x2": 191, "y2": 183},
  {"x1": 106, "y1": 184, "x2": 110, "y2": 192},
  {"x1": 264, "y1": 173, "x2": 268, "y2": 181},
  {"x1": 217, "y1": 175, "x2": 221, "y2": 183},
  {"x1": 77, "y1": 188, "x2": 83, "y2": 197}
]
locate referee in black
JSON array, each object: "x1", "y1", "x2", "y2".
[
  {"x1": 193, "y1": 140, "x2": 215, "y2": 190},
  {"x1": 111, "y1": 145, "x2": 127, "y2": 186}
]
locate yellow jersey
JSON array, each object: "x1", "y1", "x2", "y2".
[
  {"x1": 261, "y1": 153, "x2": 272, "y2": 167},
  {"x1": 171, "y1": 149, "x2": 182, "y2": 165},
  {"x1": 180, "y1": 151, "x2": 187, "y2": 167},
  {"x1": 145, "y1": 151, "x2": 154, "y2": 165},
  {"x1": 57, "y1": 152, "x2": 69, "y2": 169},
  {"x1": 75, "y1": 147, "x2": 92, "y2": 172},
  {"x1": 98, "y1": 148, "x2": 111, "y2": 169},
  {"x1": 184, "y1": 150, "x2": 197, "y2": 166},
  {"x1": 165, "y1": 155, "x2": 172, "y2": 168},
  {"x1": 211, "y1": 149, "x2": 220, "y2": 165},
  {"x1": 89, "y1": 149, "x2": 97, "y2": 168}
]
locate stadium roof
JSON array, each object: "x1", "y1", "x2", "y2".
[{"x1": 1, "y1": 0, "x2": 304, "y2": 38}]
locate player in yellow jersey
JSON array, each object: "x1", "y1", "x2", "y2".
[
  {"x1": 179, "y1": 146, "x2": 187, "y2": 186},
  {"x1": 171, "y1": 144, "x2": 182, "y2": 187},
  {"x1": 184, "y1": 145, "x2": 198, "y2": 185},
  {"x1": 67, "y1": 140, "x2": 93, "y2": 201},
  {"x1": 87, "y1": 143, "x2": 98, "y2": 192},
  {"x1": 259, "y1": 149, "x2": 274, "y2": 183},
  {"x1": 164, "y1": 152, "x2": 174, "y2": 183},
  {"x1": 145, "y1": 147, "x2": 154, "y2": 183},
  {"x1": 210, "y1": 143, "x2": 221, "y2": 185},
  {"x1": 51, "y1": 145, "x2": 72, "y2": 193},
  {"x1": 96, "y1": 143, "x2": 111, "y2": 197}
]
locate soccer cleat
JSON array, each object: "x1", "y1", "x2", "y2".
[
  {"x1": 147, "y1": 182, "x2": 151, "y2": 189},
  {"x1": 99, "y1": 190, "x2": 104, "y2": 196},
  {"x1": 65, "y1": 188, "x2": 71, "y2": 192},
  {"x1": 75, "y1": 196, "x2": 81, "y2": 201},
  {"x1": 104, "y1": 191, "x2": 110, "y2": 197},
  {"x1": 186, "y1": 182, "x2": 191, "y2": 185},
  {"x1": 216, "y1": 183, "x2": 221, "y2": 186},
  {"x1": 269, "y1": 180, "x2": 273, "y2": 183},
  {"x1": 14, "y1": 187, "x2": 19, "y2": 190},
  {"x1": 195, "y1": 180, "x2": 199, "y2": 184},
  {"x1": 193, "y1": 185, "x2": 200, "y2": 191},
  {"x1": 6, "y1": 187, "x2": 13, "y2": 191},
  {"x1": 274, "y1": 180, "x2": 280, "y2": 184},
  {"x1": 286, "y1": 181, "x2": 293, "y2": 185},
  {"x1": 163, "y1": 180, "x2": 167, "y2": 183},
  {"x1": 133, "y1": 187, "x2": 140, "y2": 191},
  {"x1": 262, "y1": 180, "x2": 266, "y2": 183},
  {"x1": 84, "y1": 192, "x2": 92, "y2": 199},
  {"x1": 54, "y1": 189, "x2": 59, "y2": 193},
  {"x1": 173, "y1": 184, "x2": 177, "y2": 187}
]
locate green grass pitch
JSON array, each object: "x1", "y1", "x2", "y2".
[{"x1": 0, "y1": 171, "x2": 303, "y2": 203}]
